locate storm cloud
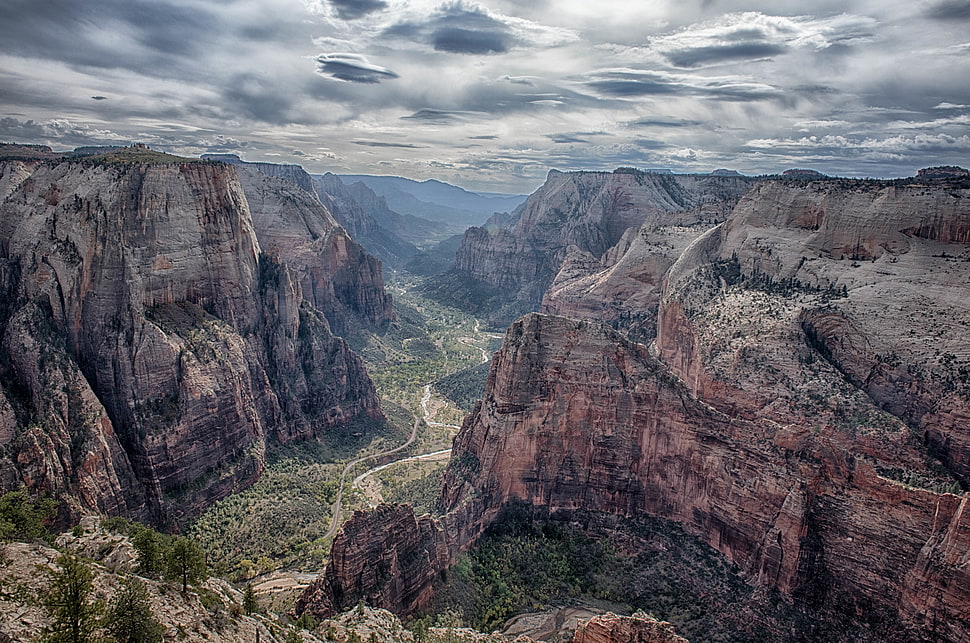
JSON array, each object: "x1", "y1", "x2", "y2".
[
  {"x1": 329, "y1": 0, "x2": 389, "y2": 20},
  {"x1": 0, "y1": 0, "x2": 967, "y2": 193}
]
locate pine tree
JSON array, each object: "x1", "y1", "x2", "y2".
[
  {"x1": 163, "y1": 536, "x2": 206, "y2": 592},
  {"x1": 0, "y1": 488, "x2": 57, "y2": 542},
  {"x1": 243, "y1": 583, "x2": 259, "y2": 615},
  {"x1": 41, "y1": 554, "x2": 104, "y2": 643},
  {"x1": 103, "y1": 577, "x2": 164, "y2": 643},
  {"x1": 131, "y1": 526, "x2": 164, "y2": 578}
]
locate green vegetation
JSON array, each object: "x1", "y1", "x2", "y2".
[
  {"x1": 433, "y1": 362, "x2": 490, "y2": 411},
  {"x1": 429, "y1": 505, "x2": 817, "y2": 642},
  {"x1": 0, "y1": 488, "x2": 57, "y2": 543},
  {"x1": 187, "y1": 439, "x2": 365, "y2": 576},
  {"x1": 41, "y1": 554, "x2": 104, "y2": 643},
  {"x1": 164, "y1": 536, "x2": 207, "y2": 592},
  {"x1": 103, "y1": 578, "x2": 165, "y2": 643},
  {"x1": 376, "y1": 460, "x2": 447, "y2": 516},
  {"x1": 131, "y1": 525, "x2": 166, "y2": 578},
  {"x1": 243, "y1": 583, "x2": 259, "y2": 615}
]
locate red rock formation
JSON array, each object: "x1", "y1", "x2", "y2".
[
  {"x1": 573, "y1": 613, "x2": 688, "y2": 643},
  {"x1": 0, "y1": 152, "x2": 383, "y2": 523},
  {"x1": 446, "y1": 168, "x2": 757, "y2": 325},
  {"x1": 300, "y1": 174, "x2": 970, "y2": 640},
  {"x1": 295, "y1": 504, "x2": 450, "y2": 619}
]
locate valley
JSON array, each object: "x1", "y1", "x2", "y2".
[
  {"x1": 1, "y1": 145, "x2": 969, "y2": 643},
  {"x1": 187, "y1": 273, "x2": 498, "y2": 582}
]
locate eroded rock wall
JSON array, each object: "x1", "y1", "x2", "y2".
[{"x1": 0, "y1": 157, "x2": 382, "y2": 524}]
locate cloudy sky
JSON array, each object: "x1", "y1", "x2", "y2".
[{"x1": 1, "y1": 0, "x2": 969, "y2": 192}]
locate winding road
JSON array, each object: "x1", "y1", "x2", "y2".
[
  {"x1": 321, "y1": 385, "x2": 461, "y2": 540},
  {"x1": 321, "y1": 321, "x2": 494, "y2": 540}
]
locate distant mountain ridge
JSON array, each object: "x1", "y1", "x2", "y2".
[{"x1": 336, "y1": 174, "x2": 528, "y2": 230}]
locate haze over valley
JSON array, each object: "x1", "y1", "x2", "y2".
[{"x1": 1, "y1": 2, "x2": 970, "y2": 642}]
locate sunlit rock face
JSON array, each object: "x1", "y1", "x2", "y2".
[
  {"x1": 0, "y1": 154, "x2": 382, "y2": 524},
  {"x1": 448, "y1": 168, "x2": 758, "y2": 325},
  {"x1": 303, "y1": 171, "x2": 970, "y2": 641}
]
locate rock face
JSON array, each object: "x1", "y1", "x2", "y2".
[
  {"x1": 234, "y1": 166, "x2": 394, "y2": 334},
  {"x1": 303, "y1": 172, "x2": 970, "y2": 641},
  {"x1": 441, "y1": 168, "x2": 758, "y2": 325},
  {"x1": 0, "y1": 151, "x2": 382, "y2": 524},
  {"x1": 573, "y1": 613, "x2": 688, "y2": 643},
  {"x1": 295, "y1": 504, "x2": 450, "y2": 618}
]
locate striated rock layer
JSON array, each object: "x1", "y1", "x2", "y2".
[
  {"x1": 302, "y1": 173, "x2": 970, "y2": 641},
  {"x1": 440, "y1": 168, "x2": 758, "y2": 325},
  {"x1": 573, "y1": 613, "x2": 688, "y2": 643},
  {"x1": 0, "y1": 152, "x2": 383, "y2": 524}
]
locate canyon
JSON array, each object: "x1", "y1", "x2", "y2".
[
  {"x1": 299, "y1": 169, "x2": 970, "y2": 641},
  {"x1": 3, "y1": 141, "x2": 969, "y2": 641},
  {"x1": 433, "y1": 168, "x2": 759, "y2": 326},
  {"x1": 0, "y1": 145, "x2": 386, "y2": 525}
]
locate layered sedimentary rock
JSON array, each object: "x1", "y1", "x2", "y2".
[
  {"x1": 441, "y1": 169, "x2": 757, "y2": 324},
  {"x1": 0, "y1": 149, "x2": 382, "y2": 523},
  {"x1": 313, "y1": 173, "x2": 423, "y2": 268},
  {"x1": 234, "y1": 166, "x2": 394, "y2": 334},
  {"x1": 573, "y1": 613, "x2": 688, "y2": 643},
  {"x1": 303, "y1": 172, "x2": 970, "y2": 641},
  {"x1": 295, "y1": 504, "x2": 450, "y2": 618}
]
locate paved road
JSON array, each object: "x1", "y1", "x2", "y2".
[
  {"x1": 322, "y1": 321, "x2": 494, "y2": 539},
  {"x1": 322, "y1": 385, "x2": 460, "y2": 540}
]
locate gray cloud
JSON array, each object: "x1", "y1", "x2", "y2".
[
  {"x1": 546, "y1": 134, "x2": 589, "y2": 144},
  {"x1": 353, "y1": 140, "x2": 427, "y2": 148},
  {"x1": 384, "y1": 3, "x2": 516, "y2": 54},
  {"x1": 628, "y1": 118, "x2": 703, "y2": 128},
  {"x1": 316, "y1": 54, "x2": 399, "y2": 83},
  {"x1": 403, "y1": 109, "x2": 462, "y2": 122},
  {"x1": 329, "y1": 0, "x2": 388, "y2": 20},
  {"x1": 665, "y1": 42, "x2": 788, "y2": 68},
  {"x1": 926, "y1": 0, "x2": 970, "y2": 20}
]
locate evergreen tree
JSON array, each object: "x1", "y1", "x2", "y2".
[
  {"x1": 163, "y1": 536, "x2": 206, "y2": 592},
  {"x1": 131, "y1": 526, "x2": 164, "y2": 578},
  {"x1": 41, "y1": 554, "x2": 104, "y2": 643},
  {"x1": 0, "y1": 488, "x2": 57, "y2": 542},
  {"x1": 242, "y1": 583, "x2": 259, "y2": 615},
  {"x1": 103, "y1": 577, "x2": 164, "y2": 643}
]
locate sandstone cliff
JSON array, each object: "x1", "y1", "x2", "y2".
[
  {"x1": 235, "y1": 165, "x2": 394, "y2": 334},
  {"x1": 0, "y1": 149, "x2": 382, "y2": 524},
  {"x1": 438, "y1": 169, "x2": 758, "y2": 325},
  {"x1": 301, "y1": 173, "x2": 970, "y2": 641}
]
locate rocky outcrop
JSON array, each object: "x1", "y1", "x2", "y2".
[
  {"x1": 441, "y1": 168, "x2": 757, "y2": 325},
  {"x1": 234, "y1": 166, "x2": 394, "y2": 334},
  {"x1": 0, "y1": 151, "x2": 382, "y2": 524},
  {"x1": 295, "y1": 504, "x2": 450, "y2": 618},
  {"x1": 573, "y1": 613, "x2": 688, "y2": 643},
  {"x1": 541, "y1": 222, "x2": 712, "y2": 341},
  {"x1": 304, "y1": 172, "x2": 970, "y2": 640}
]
